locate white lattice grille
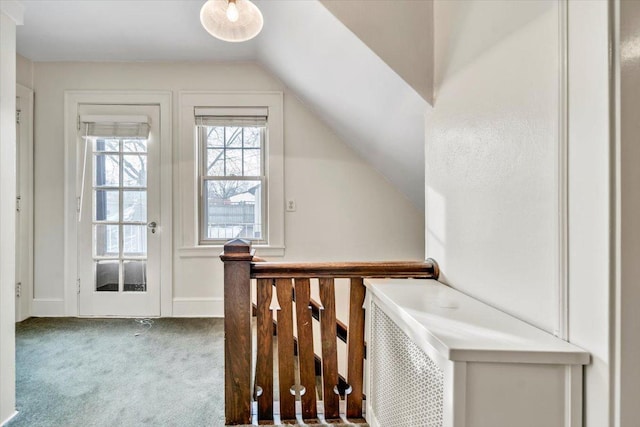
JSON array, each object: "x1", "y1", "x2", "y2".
[{"x1": 370, "y1": 304, "x2": 444, "y2": 427}]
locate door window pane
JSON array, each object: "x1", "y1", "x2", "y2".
[
  {"x1": 123, "y1": 139, "x2": 147, "y2": 153},
  {"x1": 123, "y1": 225, "x2": 147, "y2": 256},
  {"x1": 95, "y1": 260, "x2": 119, "y2": 292},
  {"x1": 95, "y1": 139, "x2": 119, "y2": 152},
  {"x1": 123, "y1": 260, "x2": 146, "y2": 292},
  {"x1": 122, "y1": 154, "x2": 147, "y2": 187},
  {"x1": 94, "y1": 154, "x2": 120, "y2": 187},
  {"x1": 123, "y1": 191, "x2": 147, "y2": 222},
  {"x1": 94, "y1": 190, "x2": 119, "y2": 222},
  {"x1": 94, "y1": 224, "x2": 119, "y2": 257}
]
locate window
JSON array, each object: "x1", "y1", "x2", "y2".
[
  {"x1": 179, "y1": 92, "x2": 284, "y2": 254},
  {"x1": 197, "y1": 108, "x2": 267, "y2": 244}
]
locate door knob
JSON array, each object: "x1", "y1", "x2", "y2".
[{"x1": 148, "y1": 221, "x2": 157, "y2": 234}]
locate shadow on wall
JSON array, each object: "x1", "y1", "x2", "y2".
[{"x1": 434, "y1": 0, "x2": 555, "y2": 98}]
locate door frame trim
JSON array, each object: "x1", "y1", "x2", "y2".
[
  {"x1": 15, "y1": 83, "x2": 34, "y2": 322},
  {"x1": 63, "y1": 91, "x2": 172, "y2": 317}
]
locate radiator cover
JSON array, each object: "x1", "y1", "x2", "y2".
[{"x1": 370, "y1": 303, "x2": 444, "y2": 427}]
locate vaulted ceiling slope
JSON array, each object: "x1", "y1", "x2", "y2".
[{"x1": 16, "y1": 0, "x2": 428, "y2": 209}]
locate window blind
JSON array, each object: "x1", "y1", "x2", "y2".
[
  {"x1": 194, "y1": 107, "x2": 268, "y2": 127},
  {"x1": 80, "y1": 115, "x2": 151, "y2": 139}
]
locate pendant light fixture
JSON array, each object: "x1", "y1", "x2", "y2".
[{"x1": 200, "y1": 0, "x2": 264, "y2": 43}]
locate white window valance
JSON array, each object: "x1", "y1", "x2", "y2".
[
  {"x1": 80, "y1": 115, "x2": 150, "y2": 139},
  {"x1": 194, "y1": 107, "x2": 267, "y2": 127}
]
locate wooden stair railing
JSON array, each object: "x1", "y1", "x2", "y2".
[{"x1": 220, "y1": 239, "x2": 439, "y2": 426}]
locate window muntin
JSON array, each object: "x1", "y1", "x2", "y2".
[
  {"x1": 198, "y1": 123, "x2": 266, "y2": 244},
  {"x1": 91, "y1": 137, "x2": 148, "y2": 292}
]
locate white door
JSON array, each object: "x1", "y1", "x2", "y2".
[
  {"x1": 15, "y1": 85, "x2": 33, "y2": 322},
  {"x1": 77, "y1": 104, "x2": 161, "y2": 317}
]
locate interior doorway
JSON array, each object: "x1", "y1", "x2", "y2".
[{"x1": 15, "y1": 84, "x2": 34, "y2": 323}]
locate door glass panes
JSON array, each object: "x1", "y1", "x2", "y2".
[
  {"x1": 123, "y1": 260, "x2": 146, "y2": 292},
  {"x1": 94, "y1": 190, "x2": 119, "y2": 221},
  {"x1": 123, "y1": 191, "x2": 146, "y2": 222},
  {"x1": 96, "y1": 260, "x2": 119, "y2": 292},
  {"x1": 122, "y1": 155, "x2": 147, "y2": 187},
  {"x1": 123, "y1": 225, "x2": 146, "y2": 256},
  {"x1": 92, "y1": 138, "x2": 148, "y2": 292}
]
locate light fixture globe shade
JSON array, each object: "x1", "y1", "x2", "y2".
[{"x1": 200, "y1": 0, "x2": 264, "y2": 43}]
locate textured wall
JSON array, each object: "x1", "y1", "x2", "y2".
[{"x1": 425, "y1": 0, "x2": 560, "y2": 332}]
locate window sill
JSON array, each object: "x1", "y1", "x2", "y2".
[{"x1": 178, "y1": 245, "x2": 285, "y2": 259}]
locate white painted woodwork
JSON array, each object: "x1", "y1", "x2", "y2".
[
  {"x1": 566, "y1": 1, "x2": 611, "y2": 426},
  {"x1": 0, "y1": 2, "x2": 22, "y2": 424},
  {"x1": 62, "y1": 91, "x2": 173, "y2": 318},
  {"x1": 76, "y1": 104, "x2": 161, "y2": 317},
  {"x1": 365, "y1": 279, "x2": 589, "y2": 427},
  {"x1": 15, "y1": 84, "x2": 34, "y2": 322}
]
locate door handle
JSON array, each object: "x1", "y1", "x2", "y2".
[{"x1": 147, "y1": 221, "x2": 157, "y2": 234}]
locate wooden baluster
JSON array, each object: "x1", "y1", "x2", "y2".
[
  {"x1": 347, "y1": 278, "x2": 366, "y2": 420},
  {"x1": 275, "y1": 278, "x2": 296, "y2": 422},
  {"x1": 220, "y1": 239, "x2": 253, "y2": 425},
  {"x1": 294, "y1": 278, "x2": 318, "y2": 422},
  {"x1": 256, "y1": 278, "x2": 274, "y2": 422},
  {"x1": 319, "y1": 278, "x2": 340, "y2": 421}
]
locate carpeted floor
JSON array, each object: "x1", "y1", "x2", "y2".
[{"x1": 8, "y1": 318, "x2": 226, "y2": 427}]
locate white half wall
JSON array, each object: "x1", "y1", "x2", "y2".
[
  {"x1": 31, "y1": 61, "x2": 425, "y2": 319},
  {"x1": 425, "y1": 0, "x2": 561, "y2": 333}
]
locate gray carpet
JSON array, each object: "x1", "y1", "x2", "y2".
[{"x1": 8, "y1": 318, "x2": 226, "y2": 427}]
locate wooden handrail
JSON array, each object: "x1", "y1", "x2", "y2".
[
  {"x1": 220, "y1": 239, "x2": 440, "y2": 426},
  {"x1": 251, "y1": 260, "x2": 439, "y2": 279}
]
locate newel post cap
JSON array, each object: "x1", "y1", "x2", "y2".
[{"x1": 220, "y1": 239, "x2": 255, "y2": 261}]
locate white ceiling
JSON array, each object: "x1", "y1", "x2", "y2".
[{"x1": 16, "y1": 0, "x2": 427, "y2": 209}]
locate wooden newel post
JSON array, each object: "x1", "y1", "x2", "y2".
[{"x1": 220, "y1": 239, "x2": 254, "y2": 425}]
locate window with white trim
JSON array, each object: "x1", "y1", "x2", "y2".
[
  {"x1": 179, "y1": 92, "x2": 284, "y2": 254},
  {"x1": 196, "y1": 107, "x2": 268, "y2": 244}
]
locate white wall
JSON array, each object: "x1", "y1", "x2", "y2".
[
  {"x1": 31, "y1": 61, "x2": 425, "y2": 318},
  {"x1": 16, "y1": 54, "x2": 33, "y2": 89},
  {"x1": 320, "y1": 0, "x2": 434, "y2": 104},
  {"x1": 426, "y1": 0, "x2": 561, "y2": 333},
  {"x1": 0, "y1": 4, "x2": 21, "y2": 424},
  {"x1": 427, "y1": 1, "x2": 612, "y2": 425}
]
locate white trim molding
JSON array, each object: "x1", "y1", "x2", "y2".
[
  {"x1": 63, "y1": 91, "x2": 173, "y2": 317},
  {"x1": 0, "y1": 1, "x2": 24, "y2": 25},
  {"x1": 1, "y1": 410, "x2": 18, "y2": 427},
  {"x1": 557, "y1": 0, "x2": 569, "y2": 340},
  {"x1": 178, "y1": 245, "x2": 285, "y2": 258},
  {"x1": 178, "y1": 91, "x2": 285, "y2": 254}
]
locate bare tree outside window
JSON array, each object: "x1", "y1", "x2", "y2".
[{"x1": 199, "y1": 123, "x2": 265, "y2": 243}]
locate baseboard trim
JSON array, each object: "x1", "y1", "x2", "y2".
[
  {"x1": 172, "y1": 297, "x2": 223, "y2": 317},
  {"x1": 31, "y1": 299, "x2": 65, "y2": 317},
  {"x1": 1, "y1": 411, "x2": 18, "y2": 427}
]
